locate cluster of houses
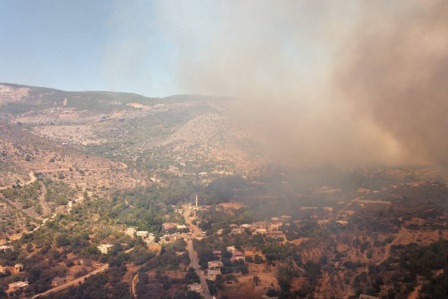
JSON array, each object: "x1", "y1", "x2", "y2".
[
  {"x1": 0, "y1": 263, "x2": 23, "y2": 276},
  {"x1": 207, "y1": 260, "x2": 224, "y2": 281},
  {"x1": 160, "y1": 223, "x2": 190, "y2": 243},
  {"x1": 98, "y1": 227, "x2": 159, "y2": 255},
  {"x1": 125, "y1": 223, "x2": 191, "y2": 246},
  {"x1": 5, "y1": 264, "x2": 28, "y2": 293},
  {"x1": 226, "y1": 246, "x2": 245, "y2": 263},
  {"x1": 205, "y1": 246, "x2": 246, "y2": 281},
  {"x1": 227, "y1": 217, "x2": 288, "y2": 240},
  {"x1": 162, "y1": 223, "x2": 188, "y2": 233},
  {"x1": 98, "y1": 222, "x2": 193, "y2": 255},
  {"x1": 4, "y1": 259, "x2": 85, "y2": 293},
  {"x1": 125, "y1": 227, "x2": 156, "y2": 245}
]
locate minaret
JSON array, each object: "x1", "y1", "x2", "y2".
[{"x1": 195, "y1": 194, "x2": 198, "y2": 207}]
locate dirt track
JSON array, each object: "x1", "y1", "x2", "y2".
[{"x1": 32, "y1": 263, "x2": 109, "y2": 298}]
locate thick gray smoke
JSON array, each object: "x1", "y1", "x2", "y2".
[
  {"x1": 110, "y1": 0, "x2": 448, "y2": 166},
  {"x1": 337, "y1": 0, "x2": 448, "y2": 166},
  {"x1": 145, "y1": 1, "x2": 403, "y2": 166}
]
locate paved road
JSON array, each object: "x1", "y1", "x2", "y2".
[
  {"x1": 32, "y1": 264, "x2": 109, "y2": 298},
  {"x1": 183, "y1": 206, "x2": 212, "y2": 299}
]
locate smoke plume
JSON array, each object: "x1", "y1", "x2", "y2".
[
  {"x1": 337, "y1": 0, "x2": 448, "y2": 166},
  {"x1": 111, "y1": 0, "x2": 448, "y2": 167}
]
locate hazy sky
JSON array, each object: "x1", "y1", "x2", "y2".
[
  {"x1": 1, "y1": 1, "x2": 447, "y2": 166},
  {"x1": 0, "y1": 0, "x2": 355, "y2": 97},
  {"x1": 0, "y1": 1, "x2": 164, "y2": 96}
]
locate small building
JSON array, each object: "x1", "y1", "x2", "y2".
[
  {"x1": 188, "y1": 283, "x2": 202, "y2": 292},
  {"x1": 125, "y1": 227, "x2": 137, "y2": 237},
  {"x1": 97, "y1": 244, "x2": 114, "y2": 254},
  {"x1": 207, "y1": 269, "x2": 222, "y2": 281},
  {"x1": 253, "y1": 221, "x2": 268, "y2": 229},
  {"x1": 8, "y1": 281, "x2": 28, "y2": 292},
  {"x1": 208, "y1": 260, "x2": 223, "y2": 269},
  {"x1": 226, "y1": 246, "x2": 236, "y2": 253},
  {"x1": 253, "y1": 228, "x2": 267, "y2": 235},
  {"x1": 51, "y1": 276, "x2": 66, "y2": 287},
  {"x1": 14, "y1": 263, "x2": 24, "y2": 273},
  {"x1": 162, "y1": 223, "x2": 177, "y2": 231},
  {"x1": 240, "y1": 224, "x2": 252, "y2": 229},
  {"x1": 144, "y1": 234, "x2": 156, "y2": 244},
  {"x1": 176, "y1": 224, "x2": 188, "y2": 230},
  {"x1": 217, "y1": 229, "x2": 224, "y2": 235},
  {"x1": 231, "y1": 227, "x2": 244, "y2": 235},
  {"x1": 0, "y1": 245, "x2": 13, "y2": 252},
  {"x1": 136, "y1": 231, "x2": 149, "y2": 238},
  {"x1": 267, "y1": 231, "x2": 284, "y2": 239},
  {"x1": 231, "y1": 251, "x2": 245, "y2": 262},
  {"x1": 269, "y1": 223, "x2": 282, "y2": 230}
]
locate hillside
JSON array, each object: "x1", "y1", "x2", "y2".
[{"x1": 0, "y1": 83, "x2": 264, "y2": 187}]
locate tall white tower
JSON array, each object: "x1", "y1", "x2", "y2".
[{"x1": 195, "y1": 194, "x2": 198, "y2": 207}]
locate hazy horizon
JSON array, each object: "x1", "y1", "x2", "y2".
[{"x1": 1, "y1": 0, "x2": 447, "y2": 167}]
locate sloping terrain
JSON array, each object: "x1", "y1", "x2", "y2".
[
  {"x1": 0, "y1": 83, "x2": 263, "y2": 180},
  {"x1": 0, "y1": 124, "x2": 141, "y2": 191}
]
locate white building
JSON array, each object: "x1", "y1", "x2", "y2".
[
  {"x1": 97, "y1": 244, "x2": 114, "y2": 254},
  {"x1": 136, "y1": 231, "x2": 149, "y2": 238},
  {"x1": 208, "y1": 260, "x2": 223, "y2": 269},
  {"x1": 253, "y1": 228, "x2": 267, "y2": 235},
  {"x1": 126, "y1": 227, "x2": 137, "y2": 237},
  {"x1": 226, "y1": 246, "x2": 236, "y2": 253},
  {"x1": 144, "y1": 234, "x2": 156, "y2": 244},
  {"x1": 188, "y1": 283, "x2": 202, "y2": 292}
]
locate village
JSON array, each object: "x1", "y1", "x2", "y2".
[{"x1": 1, "y1": 83, "x2": 448, "y2": 298}]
